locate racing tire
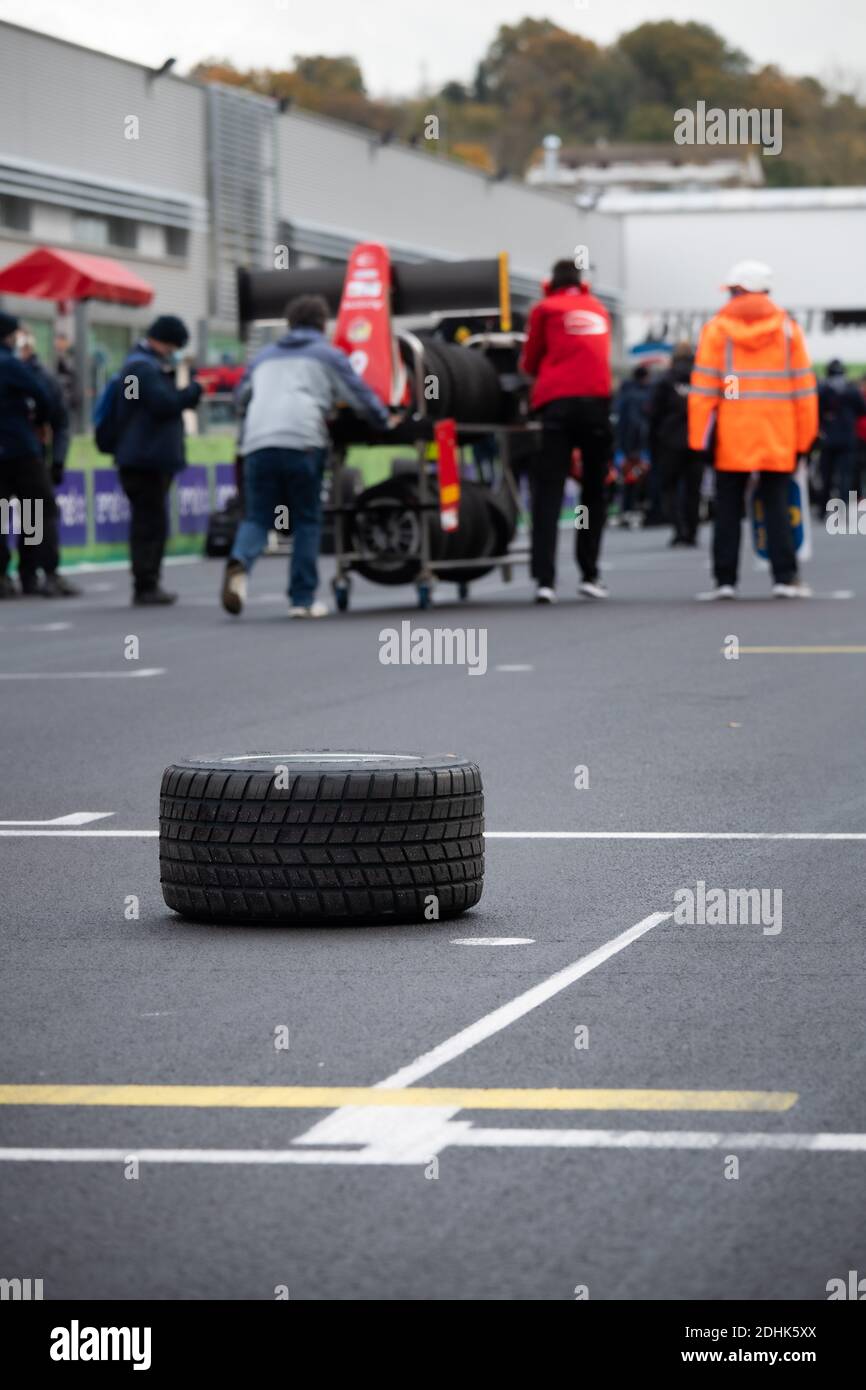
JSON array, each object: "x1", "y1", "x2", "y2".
[
  {"x1": 160, "y1": 752, "x2": 484, "y2": 925},
  {"x1": 349, "y1": 475, "x2": 439, "y2": 586}
]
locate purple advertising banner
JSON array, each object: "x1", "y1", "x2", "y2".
[
  {"x1": 56, "y1": 471, "x2": 88, "y2": 548},
  {"x1": 93, "y1": 469, "x2": 132, "y2": 544},
  {"x1": 176, "y1": 465, "x2": 210, "y2": 535},
  {"x1": 214, "y1": 462, "x2": 237, "y2": 511}
]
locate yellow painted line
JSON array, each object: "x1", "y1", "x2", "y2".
[
  {"x1": 0, "y1": 1085, "x2": 797, "y2": 1112},
  {"x1": 738, "y1": 646, "x2": 866, "y2": 654}
]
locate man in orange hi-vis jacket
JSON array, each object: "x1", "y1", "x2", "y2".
[{"x1": 688, "y1": 260, "x2": 818, "y2": 599}]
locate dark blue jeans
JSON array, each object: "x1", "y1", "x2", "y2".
[{"x1": 231, "y1": 446, "x2": 325, "y2": 606}]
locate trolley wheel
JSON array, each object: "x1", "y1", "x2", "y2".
[
  {"x1": 458, "y1": 581, "x2": 470, "y2": 601},
  {"x1": 332, "y1": 577, "x2": 351, "y2": 612},
  {"x1": 417, "y1": 582, "x2": 432, "y2": 610}
]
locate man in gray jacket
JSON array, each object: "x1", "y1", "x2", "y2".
[{"x1": 222, "y1": 294, "x2": 391, "y2": 617}]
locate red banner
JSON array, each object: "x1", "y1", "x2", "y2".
[{"x1": 333, "y1": 242, "x2": 404, "y2": 406}]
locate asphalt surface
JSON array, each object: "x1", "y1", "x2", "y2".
[{"x1": 1, "y1": 517, "x2": 865, "y2": 1300}]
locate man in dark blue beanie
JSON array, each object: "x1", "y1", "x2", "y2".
[{"x1": 113, "y1": 314, "x2": 202, "y2": 604}]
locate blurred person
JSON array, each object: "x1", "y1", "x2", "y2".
[
  {"x1": 53, "y1": 331, "x2": 78, "y2": 416},
  {"x1": 649, "y1": 342, "x2": 705, "y2": 547},
  {"x1": 113, "y1": 315, "x2": 202, "y2": 606},
  {"x1": 613, "y1": 364, "x2": 651, "y2": 527},
  {"x1": 520, "y1": 258, "x2": 613, "y2": 603},
  {"x1": 15, "y1": 328, "x2": 79, "y2": 597},
  {"x1": 856, "y1": 376, "x2": 866, "y2": 498},
  {"x1": 221, "y1": 293, "x2": 391, "y2": 619},
  {"x1": 688, "y1": 260, "x2": 818, "y2": 599},
  {"x1": 0, "y1": 311, "x2": 54, "y2": 600},
  {"x1": 817, "y1": 359, "x2": 865, "y2": 513}
]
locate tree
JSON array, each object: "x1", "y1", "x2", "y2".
[
  {"x1": 615, "y1": 21, "x2": 750, "y2": 108},
  {"x1": 292, "y1": 55, "x2": 365, "y2": 96}
]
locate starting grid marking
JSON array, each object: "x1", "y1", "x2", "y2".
[
  {"x1": 2, "y1": 1131, "x2": 864, "y2": 1166},
  {"x1": 2, "y1": 910, "x2": 861, "y2": 1167}
]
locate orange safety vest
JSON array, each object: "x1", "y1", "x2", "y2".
[{"x1": 687, "y1": 293, "x2": 818, "y2": 472}]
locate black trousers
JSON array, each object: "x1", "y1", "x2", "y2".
[
  {"x1": 119, "y1": 468, "x2": 173, "y2": 594},
  {"x1": 714, "y1": 471, "x2": 797, "y2": 586},
  {"x1": 0, "y1": 455, "x2": 59, "y2": 578},
  {"x1": 819, "y1": 443, "x2": 856, "y2": 510},
  {"x1": 661, "y1": 446, "x2": 704, "y2": 543},
  {"x1": 531, "y1": 396, "x2": 612, "y2": 588}
]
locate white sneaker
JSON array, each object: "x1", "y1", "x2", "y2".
[
  {"x1": 579, "y1": 580, "x2": 609, "y2": 599},
  {"x1": 535, "y1": 586, "x2": 556, "y2": 605},
  {"x1": 772, "y1": 581, "x2": 812, "y2": 599},
  {"x1": 697, "y1": 584, "x2": 737, "y2": 601},
  {"x1": 289, "y1": 601, "x2": 329, "y2": 619},
  {"x1": 221, "y1": 562, "x2": 247, "y2": 616}
]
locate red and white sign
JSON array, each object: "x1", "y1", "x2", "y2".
[
  {"x1": 333, "y1": 243, "x2": 405, "y2": 406},
  {"x1": 434, "y1": 418, "x2": 460, "y2": 532}
]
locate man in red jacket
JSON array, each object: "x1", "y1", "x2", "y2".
[{"x1": 521, "y1": 259, "x2": 613, "y2": 603}]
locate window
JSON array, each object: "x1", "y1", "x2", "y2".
[
  {"x1": 107, "y1": 217, "x2": 137, "y2": 250},
  {"x1": 165, "y1": 225, "x2": 189, "y2": 258},
  {"x1": 0, "y1": 195, "x2": 31, "y2": 232},
  {"x1": 73, "y1": 213, "x2": 108, "y2": 246}
]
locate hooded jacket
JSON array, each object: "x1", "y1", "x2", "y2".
[
  {"x1": 688, "y1": 293, "x2": 817, "y2": 472},
  {"x1": 238, "y1": 327, "x2": 389, "y2": 455},
  {"x1": 649, "y1": 354, "x2": 694, "y2": 455},
  {"x1": 520, "y1": 282, "x2": 612, "y2": 409}
]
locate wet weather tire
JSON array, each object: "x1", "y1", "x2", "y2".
[{"x1": 159, "y1": 752, "x2": 484, "y2": 924}]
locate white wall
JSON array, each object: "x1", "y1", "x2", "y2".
[
  {"x1": 619, "y1": 206, "x2": 866, "y2": 316},
  {"x1": 599, "y1": 195, "x2": 866, "y2": 362}
]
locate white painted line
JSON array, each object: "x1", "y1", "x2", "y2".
[
  {"x1": 0, "y1": 813, "x2": 114, "y2": 828},
  {"x1": 495, "y1": 664, "x2": 534, "y2": 672},
  {"x1": 451, "y1": 1128, "x2": 866, "y2": 1153},
  {"x1": 3, "y1": 1130, "x2": 865, "y2": 1166},
  {"x1": 0, "y1": 668, "x2": 165, "y2": 681},
  {"x1": 3, "y1": 829, "x2": 866, "y2": 841},
  {"x1": 294, "y1": 912, "x2": 669, "y2": 1151},
  {"x1": 0, "y1": 1147, "x2": 415, "y2": 1166},
  {"x1": 0, "y1": 829, "x2": 156, "y2": 837},
  {"x1": 0, "y1": 621, "x2": 73, "y2": 633},
  {"x1": 374, "y1": 912, "x2": 670, "y2": 1090},
  {"x1": 485, "y1": 831, "x2": 866, "y2": 841},
  {"x1": 451, "y1": 937, "x2": 535, "y2": 946}
]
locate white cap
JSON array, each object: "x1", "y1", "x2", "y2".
[{"x1": 723, "y1": 259, "x2": 773, "y2": 293}]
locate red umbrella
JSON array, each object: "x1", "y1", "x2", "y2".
[{"x1": 0, "y1": 246, "x2": 154, "y2": 305}]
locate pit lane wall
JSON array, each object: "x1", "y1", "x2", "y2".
[
  {"x1": 9, "y1": 437, "x2": 402, "y2": 568},
  {"x1": 8, "y1": 437, "x2": 237, "y2": 568}
]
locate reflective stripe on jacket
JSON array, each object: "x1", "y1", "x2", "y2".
[{"x1": 687, "y1": 293, "x2": 818, "y2": 473}]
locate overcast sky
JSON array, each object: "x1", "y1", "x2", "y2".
[{"x1": 2, "y1": 0, "x2": 864, "y2": 97}]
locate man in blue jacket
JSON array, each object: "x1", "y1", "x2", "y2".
[
  {"x1": 0, "y1": 311, "x2": 53, "y2": 599},
  {"x1": 115, "y1": 314, "x2": 202, "y2": 605},
  {"x1": 222, "y1": 294, "x2": 391, "y2": 618}
]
